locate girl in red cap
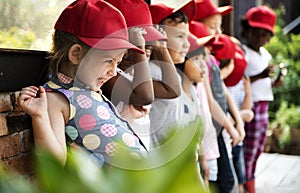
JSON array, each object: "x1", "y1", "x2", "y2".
[
  {"x1": 17, "y1": 0, "x2": 150, "y2": 169},
  {"x1": 215, "y1": 34, "x2": 255, "y2": 193},
  {"x1": 240, "y1": 6, "x2": 280, "y2": 193}
]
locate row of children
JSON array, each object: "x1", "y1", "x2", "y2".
[{"x1": 17, "y1": 0, "x2": 279, "y2": 193}]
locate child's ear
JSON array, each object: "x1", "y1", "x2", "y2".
[{"x1": 68, "y1": 44, "x2": 84, "y2": 65}]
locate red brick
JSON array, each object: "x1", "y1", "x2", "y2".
[
  {"x1": 0, "y1": 134, "x2": 22, "y2": 159},
  {"x1": 6, "y1": 113, "x2": 32, "y2": 133},
  {"x1": 0, "y1": 93, "x2": 12, "y2": 112},
  {"x1": 21, "y1": 129, "x2": 34, "y2": 152},
  {"x1": 1, "y1": 153, "x2": 35, "y2": 176},
  {"x1": 13, "y1": 91, "x2": 23, "y2": 112},
  {"x1": 0, "y1": 114, "x2": 8, "y2": 136}
]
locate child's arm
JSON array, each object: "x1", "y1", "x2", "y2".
[
  {"x1": 240, "y1": 76, "x2": 254, "y2": 123},
  {"x1": 150, "y1": 29, "x2": 181, "y2": 99},
  {"x1": 211, "y1": 98, "x2": 240, "y2": 146},
  {"x1": 18, "y1": 86, "x2": 68, "y2": 164},
  {"x1": 202, "y1": 77, "x2": 240, "y2": 145},
  {"x1": 224, "y1": 84, "x2": 245, "y2": 141},
  {"x1": 241, "y1": 76, "x2": 252, "y2": 110},
  {"x1": 101, "y1": 28, "x2": 154, "y2": 106}
]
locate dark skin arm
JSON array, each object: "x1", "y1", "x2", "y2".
[
  {"x1": 150, "y1": 35, "x2": 181, "y2": 99},
  {"x1": 101, "y1": 28, "x2": 154, "y2": 106},
  {"x1": 249, "y1": 65, "x2": 271, "y2": 83},
  {"x1": 249, "y1": 65, "x2": 283, "y2": 87}
]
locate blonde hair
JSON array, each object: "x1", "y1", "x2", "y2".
[{"x1": 48, "y1": 30, "x2": 90, "y2": 75}]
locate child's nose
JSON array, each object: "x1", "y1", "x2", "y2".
[
  {"x1": 216, "y1": 27, "x2": 222, "y2": 35},
  {"x1": 108, "y1": 68, "x2": 117, "y2": 77}
]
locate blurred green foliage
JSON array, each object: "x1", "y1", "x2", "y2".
[
  {"x1": 265, "y1": 5, "x2": 300, "y2": 116},
  {"x1": 265, "y1": 5, "x2": 300, "y2": 151},
  {"x1": 0, "y1": 27, "x2": 35, "y2": 49},
  {"x1": 270, "y1": 102, "x2": 300, "y2": 149},
  {"x1": 0, "y1": 118, "x2": 208, "y2": 193},
  {"x1": 0, "y1": 0, "x2": 71, "y2": 50}
]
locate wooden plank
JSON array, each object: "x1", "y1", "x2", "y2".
[
  {"x1": 255, "y1": 153, "x2": 278, "y2": 176},
  {"x1": 280, "y1": 156, "x2": 300, "y2": 186},
  {"x1": 255, "y1": 153, "x2": 300, "y2": 193}
]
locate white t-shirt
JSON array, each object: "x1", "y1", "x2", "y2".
[
  {"x1": 148, "y1": 62, "x2": 183, "y2": 148},
  {"x1": 243, "y1": 45, "x2": 274, "y2": 102},
  {"x1": 180, "y1": 85, "x2": 200, "y2": 126}
]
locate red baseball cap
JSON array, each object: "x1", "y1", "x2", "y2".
[
  {"x1": 149, "y1": 1, "x2": 196, "y2": 25},
  {"x1": 188, "y1": 33, "x2": 201, "y2": 53},
  {"x1": 224, "y1": 44, "x2": 247, "y2": 86},
  {"x1": 214, "y1": 34, "x2": 236, "y2": 60},
  {"x1": 193, "y1": 0, "x2": 233, "y2": 21},
  {"x1": 105, "y1": 0, "x2": 167, "y2": 42},
  {"x1": 245, "y1": 6, "x2": 276, "y2": 34},
  {"x1": 54, "y1": 0, "x2": 144, "y2": 54},
  {"x1": 189, "y1": 21, "x2": 215, "y2": 46},
  {"x1": 149, "y1": 3, "x2": 173, "y2": 25},
  {"x1": 178, "y1": 0, "x2": 197, "y2": 21}
]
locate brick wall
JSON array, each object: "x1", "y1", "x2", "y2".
[{"x1": 0, "y1": 92, "x2": 34, "y2": 177}]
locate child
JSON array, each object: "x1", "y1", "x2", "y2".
[
  {"x1": 148, "y1": 3, "x2": 193, "y2": 148},
  {"x1": 189, "y1": 20, "x2": 242, "y2": 193},
  {"x1": 101, "y1": 0, "x2": 169, "y2": 149},
  {"x1": 149, "y1": 4, "x2": 208, "y2": 192},
  {"x1": 186, "y1": 31, "x2": 218, "y2": 192},
  {"x1": 17, "y1": 0, "x2": 148, "y2": 169},
  {"x1": 240, "y1": 6, "x2": 278, "y2": 193},
  {"x1": 190, "y1": 1, "x2": 245, "y2": 192},
  {"x1": 214, "y1": 34, "x2": 254, "y2": 193}
]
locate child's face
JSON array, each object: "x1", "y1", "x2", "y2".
[
  {"x1": 163, "y1": 22, "x2": 190, "y2": 64},
  {"x1": 201, "y1": 14, "x2": 222, "y2": 36},
  {"x1": 246, "y1": 28, "x2": 272, "y2": 51},
  {"x1": 76, "y1": 48, "x2": 126, "y2": 91},
  {"x1": 185, "y1": 53, "x2": 206, "y2": 83}
]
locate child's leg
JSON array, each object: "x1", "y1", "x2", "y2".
[
  {"x1": 216, "y1": 133, "x2": 236, "y2": 193},
  {"x1": 232, "y1": 144, "x2": 246, "y2": 193},
  {"x1": 243, "y1": 101, "x2": 269, "y2": 193}
]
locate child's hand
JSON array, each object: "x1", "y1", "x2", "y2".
[
  {"x1": 128, "y1": 105, "x2": 150, "y2": 119},
  {"x1": 152, "y1": 25, "x2": 167, "y2": 48},
  {"x1": 17, "y1": 86, "x2": 48, "y2": 118},
  {"x1": 228, "y1": 127, "x2": 241, "y2": 146},
  {"x1": 128, "y1": 27, "x2": 146, "y2": 48}
]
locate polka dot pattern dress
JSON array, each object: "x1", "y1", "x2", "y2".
[{"x1": 44, "y1": 74, "x2": 147, "y2": 167}]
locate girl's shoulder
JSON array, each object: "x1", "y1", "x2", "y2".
[{"x1": 46, "y1": 91, "x2": 70, "y2": 123}]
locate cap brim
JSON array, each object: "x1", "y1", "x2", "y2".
[
  {"x1": 78, "y1": 36, "x2": 145, "y2": 54},
  {"x1": 142, "y1": 25, "x2": 168, "y2": 42},
  {"x1": 217, "y1": 5, "x2": 233, "y2": 16},
  {"x1": 248, "y1": 21, "x2": 274, "y2": 34},
  {"x1": 197, "y1": 35, "x2": 215, "y2": 46},
  {"x1": 211, "y1": 41, "x2": 224, "y2": 51}
]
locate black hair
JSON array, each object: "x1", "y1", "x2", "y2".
[
  {"x1": 240, "y1": 18, "x2": 273, "y2": 39},
  {"x1": 160, "y1": 10, "x2": 188, "y2": 25},
  {"x1": 186, "y1": 45, "x2": 206, "y2": 59},
  {"x1": 240, "y1": 18, "x2": 251, "y2": 39},
  {"x1": 175, "y1": 57, "x2": 188, "y2": 73},
  {"x1": 218, "y1": 59, "x2": 232, "y2": 69}
]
